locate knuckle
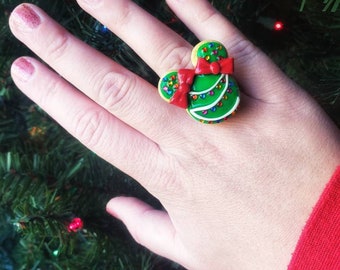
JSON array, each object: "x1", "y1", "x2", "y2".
[
  {"x1": 95, "y1": 71, "x2": 135, "y2": 113},
  {"x1": 197, "y1": 6, "x2": 219, "y2": 26},
  {"x1": 38, "y1": 76, "x2": 62, "y2": 108},
  {"x1": 45, "y1": 29, "x2": 69, "y2": 62},
  {"x1": 228, "y1": 38, "x2": 261, "y2": 65},
  {"x1": 158, "y1": 43, "x2": 191, "y2": 72},
  {"x1": 111, "y1": 2, "x2": 133, "y2": 26},
  {"x1": 73, "y1": 109, "x2": 109, "y2": 149}
]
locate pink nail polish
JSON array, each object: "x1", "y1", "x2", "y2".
[
  {"x1": 12, "y1": 58, "x2": 35, "y2": 82},
  {"x1": 14, "y1": 4, "x2": 41, "y2": 29}
]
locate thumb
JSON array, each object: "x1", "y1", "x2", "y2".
[{"x1": 106, "y1": 197, "x2": 183, "y2": 262}]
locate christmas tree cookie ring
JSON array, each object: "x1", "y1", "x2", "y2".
[{"x1": 158, "y1": 40, "x2": 240, "y2": 124}]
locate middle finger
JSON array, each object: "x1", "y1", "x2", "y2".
[{"x1": 76, "y1": 0, "x2": 193, "y2": 76}]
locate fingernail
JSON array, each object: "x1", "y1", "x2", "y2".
[
  {"x1": 12, "y1": 4, "x2": 41, "y2": 29},
  {"x1": 12, "y1": 58, "x2": 35, "y2": 82}
]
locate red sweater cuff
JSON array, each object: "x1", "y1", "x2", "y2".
[{"x1": 288, "y1": 166, "x2": 340, "y2": 270}]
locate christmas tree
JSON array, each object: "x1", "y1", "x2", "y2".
[{"x1": 1, "y1": 0, "x2": 339, "y2": 269}]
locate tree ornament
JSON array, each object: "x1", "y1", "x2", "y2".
[{"x1": 67, "y1": 217, "x2": 83, "y2": 232}]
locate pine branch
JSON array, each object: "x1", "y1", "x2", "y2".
[
  {"x1": 0, "y1": 0, "x2": 339, "y2": 268},
  {"x1": 300, "y1": 0, "x2": 340, "y2": 12}
]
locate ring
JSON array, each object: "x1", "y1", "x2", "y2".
[{"x1": 158, "y1": 40, "x2": 240, "y2": 124}]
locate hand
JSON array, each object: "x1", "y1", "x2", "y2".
[{"x1": 9, "y1": 0, "x2": 340, "y2": 269}]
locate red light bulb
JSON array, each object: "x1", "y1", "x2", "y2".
[
  {"x1": 274, "y1": 21, "x2": 284, "y2": 31},
  {"x1": 67, "y1": 217, "x2": 83, "y2": 232}
]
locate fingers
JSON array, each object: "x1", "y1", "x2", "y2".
[
  {"x1": 9, "y1": 4, "x2": 189, "y2": 144},
  {"x1": 166, "y1": 0, "x2": 298, "y2": 103},
  {"x1": 76, "y1": 0, "x2": 192, "y2": 76},
  {"x1": 10, "y1": 56, "x2": 165, "y2": 189},
  {"x1": 106, "y1": 197, "x2": 187, "y2": 265},
  {"x1": 78, "y1": 0, "x2": 299, "y2": 103}
]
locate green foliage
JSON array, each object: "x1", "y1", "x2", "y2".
[
  {"x1": 0, "y1": 141, "x2": 165, "y2": 268},
  {"x1": 0, "y1": 0, "x2": 339, "y2": 268},
  {"x1": 224, "y1": 0, "x2": 340, "y2": 123},
  {"x1": 300, "y1": 0, "x2": 340, "y2": 12}
]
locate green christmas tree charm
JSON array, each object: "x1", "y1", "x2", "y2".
[{"x1": 158, "y1": 41, "x2": 240, "y2": 124}]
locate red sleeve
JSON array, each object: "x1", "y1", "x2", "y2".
[{"x1": 288, "y1": 166, "x2": 340, "y2": 270}]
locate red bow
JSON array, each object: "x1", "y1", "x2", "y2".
[
  {"x1": 169, "y1": 58, "x2": 234, "y2": 108},
  {"x1": 170, "y1": 69, "x2": 195, "y2": 108},
  {"x1": 195, "y1": 57, "x2": 234, "y2": 75}
]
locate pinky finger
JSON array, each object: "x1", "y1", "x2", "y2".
[{"x1": 11, "y1": 57, "x2": 164, "y2": 186}]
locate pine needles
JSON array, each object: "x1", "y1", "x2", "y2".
[{"x1": 0, "y1": 0, "x2": 339, "y2": 268}]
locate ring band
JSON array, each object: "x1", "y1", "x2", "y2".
[{"x1": 158, "y1": 40, "x2": 240, "y2": 124}]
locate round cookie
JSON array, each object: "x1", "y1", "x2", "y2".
[{"x1": 191, "y1": 40, "x2": 228, "y2": 66}]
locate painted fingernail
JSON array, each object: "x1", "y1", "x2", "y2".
[
  {"x1": 12, "y1": 58, "x2": 35, "y2": 82},
  {"x1": 12, "y1": 4, "x2": 41, "y2": 29}
]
